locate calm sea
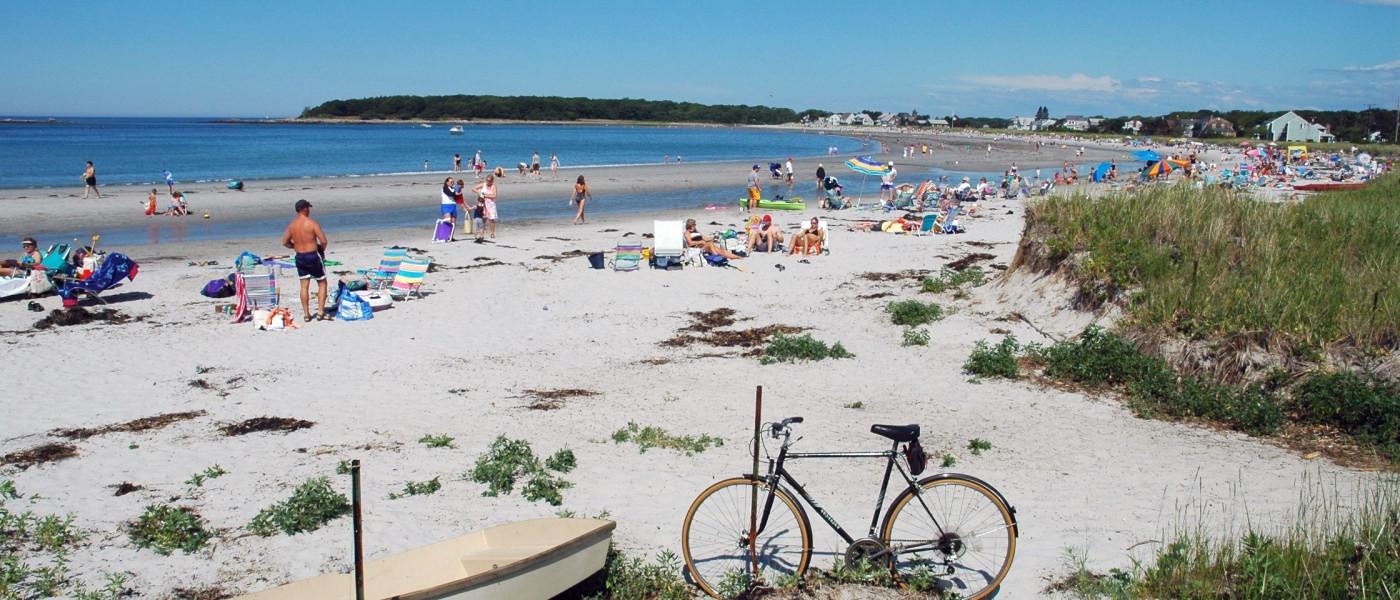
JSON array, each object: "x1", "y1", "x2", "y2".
[{"x1": 0, "y1": 117, "x2": 866, "y2": 189}]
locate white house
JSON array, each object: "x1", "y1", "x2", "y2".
[
  {"x1": 929, "y1": 119, "x2": 950, "y2": 128},
  {"x1": 877, "y1": 112, "x2": 897, "y2": 126},
  {"x1": 1010, "y1": 116, "x2": 1035, "y2": 130},
  {"x1": 844, "y1": 113, "x2": 873, "y2": 126},
  {"x1": 825, "y1": 114, "x2": 844, "y2": 127},
  {"x1": 1034, "y1": 118, "x2": 1058, "y2": 130},
  {"x1": 1122, "y1": 119, "x2": 1144, "y2": 134},
  {"x1": 1061, "y1": 115, "x2": 1090, "y2": 131},
  {"x1": 1266, "y1": 111, "x2": 1335, "y2": 143},
  {"x1": 1088, "y1": 117, "x2": 1104, "y2": 127}
]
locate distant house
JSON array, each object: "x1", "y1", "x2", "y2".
[
  {"x1": 1369, "y1": 131, "x2": 1386, "y2": 143},
  {"x1": 929, "y1": 118, "x2": 950, "y2": 128},
  {"x1": 824, "y1": 114, "x2": 844, "y2": 127},
  {"x1": 1201, "y1": 116, "x2": 1236, "y2": 137},
  {"x1": 844, "y1": 113, "x2": 874, "y2": 126},
  {"x1": 1010, "y1": 116, "x2": 1035, "y2": 130},
  {"x1": 1061, "y1": 116, "x2": 1090, "y2": 131},
  {"x1": 1034, "y1": 118, "x2": 1058, "y2": 130},
  {"x1": 1122, "y1": 119, "x2": 1144, "y2": 134},
  {"x1": 877, "y1": 112, "x2": 897, "y2": 126},
  {"x1": 1266, "y1": 111, "x2": 1335, "y2": 142},
  {"x1": 1088, "y1": 117, "x2": 1105, "y2": 127}
]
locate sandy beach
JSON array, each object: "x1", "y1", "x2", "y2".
[{"x1": 0, "y1": 132, "x2": 1371, "y2": 598}]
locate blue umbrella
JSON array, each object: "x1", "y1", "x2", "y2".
[
  {"x1": 1131, "y1": 150, "x2": 1160, "y2": 162},
  {"x1": 1092, "y1": 162, "x2": 1112, "y2": 182}
]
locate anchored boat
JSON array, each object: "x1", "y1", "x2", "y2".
[{"x1": 236, "y1": 518, "x2": 615, "y2": 600}]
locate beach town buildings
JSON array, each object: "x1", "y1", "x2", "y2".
[
  {"x1": 929, "y1": 118, "x2": 950, "y2": 129},
  {"x1": 1061, "y1": 116, "x2": 1091, "y2": 131},
  {"x1": 842, "y1": 112, "x2": 874, "y2": 126},
  {"x1": 1010, "y1": 116, "x2": 1035, "y2": 130},
  {"x1": 1034, "y1": 118, "x2": 1059, "y2": 130},
  {"x1": 1122, "y1": 119, "x2": 1144, "y2": 134},
  {"x1": 824, "y1": 114, "x2": 843, "y2": 127},
  {"x1": 1265, "y1": 111, "x2": 1335, "y2": 142},
  {"x1": 1177, "y1": 116, "x2": 1237, "y2": 138}
]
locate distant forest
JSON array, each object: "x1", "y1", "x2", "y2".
[{"x1": 299, "y1": 95, "x2": 831, "y2": 125}]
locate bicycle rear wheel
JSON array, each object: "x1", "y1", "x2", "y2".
[
  {"x1": 880, "y1": 474, "x2": 1017, "y2": 599},
  {"x1": 681, "y1": 477, "x2": 811, "y2": 598}
]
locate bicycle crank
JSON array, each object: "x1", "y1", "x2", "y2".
[{"x1": 844, "y1": 538, "x2": 892, "y2": 568}]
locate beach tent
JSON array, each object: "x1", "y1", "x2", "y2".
[{"x1": 843, "y1": 156, "x2": 890, "y2": 205}]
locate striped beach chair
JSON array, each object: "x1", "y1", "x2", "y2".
[
  {"x1": 387, "y1": 259, "x2": 430, "y2": 300},
  {"x1": 359, "y1": 247, "x2": 408, "y2": 289},
  {"x1": 231, "y1": 269, "x2": 277, "y2": 323},
  {"x1": 611, "y1": 241, "x2": 642, "y2": 272}
]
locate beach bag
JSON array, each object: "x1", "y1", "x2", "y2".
[
  {"x1": 234, "y1": 252, "x2": 262, "y2": 273},
  {"x1": 704, "y1": 254, "x2": 729, "y2": 267},
  {"x1": 587, "y1": 253, "x2": 605, "y2": 269},
  {"x1": 336, "y1": 282, "x2": 373, "y2": 321},
  {"x1": 904, "y1": 440, "x2": 927, "y2": 475},
  {"x1": 226, "y1": 180, "x2": 244, "y2": 190},
  {"x1": 201, "y1": 275, "x2": 235, "y2": 298}
]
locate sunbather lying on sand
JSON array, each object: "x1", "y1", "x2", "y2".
[
  {"x1": 685, "y1": 218, "x2": 741, "y2": 260},
  {"x1": 848, "y1": 217, "x2": 916, "y2": 233},
  {"x1": 787, "y1": 217, "x2": 824, "y2": 255}
]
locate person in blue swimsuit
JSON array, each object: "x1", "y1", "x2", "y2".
[{"x1": 280, "y1": 200, "x2": 330, "y2": 321}]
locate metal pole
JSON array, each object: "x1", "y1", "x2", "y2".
[
  {"x1": 748, "y1": 385, "x2": 763, "y2": 579},
  {"x1": 351, "y1": 459, "x2": 365, "y2": 600}
]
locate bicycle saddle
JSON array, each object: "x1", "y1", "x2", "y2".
[{"x1": 870, "y1": 424, "x2": 920, "y2": 443}]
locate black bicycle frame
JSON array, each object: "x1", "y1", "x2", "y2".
[{"x1": 757, "y1": 438, "x2": 929, "y2": 545}]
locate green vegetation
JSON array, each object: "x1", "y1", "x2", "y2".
[
  {"x1": 335, "y1": 459, "x2": 351, "y2": 475},
  {"x1": 844, "y1": 401, "x2": 865, "y2": 410},
  {"x1": 940, "y1": 453, "x2": 957, "y2": 469},
  {"x1": 248, "y1": 477, "x2": 350, "y2": 537},
  {"x1": 963, "y1": 336, "x2": 1020, "y2": 379},
  {"x1": 901, "y1": 328, "x2": 930, "y2": 347},
  {"x1": 467, "y1": 436, "x2": 574, "y2": 506},
  {"x1": 611, "y1": 422, "x2": 724, "y2": 455},
  {"x1": 300, "y1": 94, "x2": 821, "y2": 125},
  {"x1": 582, "y1": 547, "x2": 691, "y2": 600},
  {"x1": 0, "y1": 481, "x2": 131, "y2": 599},
  {"x1": 1047, "y1": 479, "x2": 1400, "y2": 599},
  {"x1": 417, "y1": 433, "x2": 456, "y2": 449},
  {"x1": 1022, "y1": 176, "x2": 1399, "y2": 352},
  {"x1": 388, "y1": 477, "x2": 442, "y2": 500},
  {"x1": 128, "y1": 504, "x2": 211, "y2": 555},
  {"x1": 967, "y1": 438, "x2": 993, "y2": 456},
  {"x1": 1293, "y1": 372, "x2": 1400, "y2": 460},
  {"x1": 886, "y1": 299, "x2": 945, "y2": 327},
  {"x1": 922, "y1": 266, "x2": 987, "y2": 294},
  {"x1": 185, "y1": 464, "x2": 228, "y2": 488},
  {"x1": 759, "y1": 333, "x2": 854, "y2": 364}
]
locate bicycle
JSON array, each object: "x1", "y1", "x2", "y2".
[{"x1": 681, "y1": 417, "x2": 1018, "y2": 599}]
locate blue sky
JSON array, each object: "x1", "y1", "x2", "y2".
[{"x1": 2, "y1": 0, "x2": 1397, "y2": 118}]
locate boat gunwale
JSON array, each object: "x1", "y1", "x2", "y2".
[{"x1": 394, "y1": 519, "x2": 616, "y2": 600}]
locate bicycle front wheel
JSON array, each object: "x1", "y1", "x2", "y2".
[
  {"x1": 880, "y1": 474, "x2": 1017, "y2": 599},
  {"x1": 681, "y1": 477, "x2": 812, "y2": 598}
]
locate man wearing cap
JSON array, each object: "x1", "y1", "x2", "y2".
[
  {"x1": 0, "y1": 237, "x2": 44, "y2": 277},
  {"x1": 747, "y1": 214, "x2": 784, "y2": 253},
  {"x1": 280, "y1": 200, "x2": 330, "y2": 322},
  {"x1": 746, "y1": 164, "x2": 762, "y2": 211},
  {"x1": 879, "y1": 161, "x2": 897, "y2": 205}
]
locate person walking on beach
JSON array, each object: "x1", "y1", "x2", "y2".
[
  {"x1": 570, "y1": 175, "x2": 592, "y2": 225},
  {"x1": 453, "y1": 153, "x2": 462, "y2": 173},
  {"x1": 815, "y1": 163, "x2": 826, "y2": 199},
  {"x1": 879, "y1": 162, "x2": 897, "y2": 205},
  {"x1": 549, "y1": 152, "x2": 559, "y2": 179},
  {"x1": 280, "y1": 199, "x2": 329, "y2": 322},
  {"x1": 746, "y1": 164, "x2": 762, "y2": 211},
  {"x1": 473, "y1": 173, "x2": 498, "y2": 240},
  {"x1": 81, "y1": 161, "x2": 100, "y2": 199},
  {"x1": 163, "y1": 170, "x2": 175, "y2": 195},
  {"x1": 784, "y1": 157, "x2": 794, "y2": 185},
  {"x1": 530, "y1": 151, "x2": 541, "y2": 178}
]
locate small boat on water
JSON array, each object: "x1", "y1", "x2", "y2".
[
  {"x1": 449, "y1": 125, "x2": 464, "y2": 135},
  {"x1": 419, "y1": 123, "x2": 432, "y2": 128},
  {"x1": 1292, "y1": 182, "x2": 1367, "y2": 192},
  {"x1": 236, "y1": 518, "x2": 615, "y2": 600}
]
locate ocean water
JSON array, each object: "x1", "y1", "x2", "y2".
[{"x1": 0, "y1": 118, "x2": 867, "y2": 189}]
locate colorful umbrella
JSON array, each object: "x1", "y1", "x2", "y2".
[
  {"x1": 1146, "y1": 159, "x2": 1189, "y2": 177},
  {"x1": 844, "y1": 156, "x2": 890, "y2": 176}
]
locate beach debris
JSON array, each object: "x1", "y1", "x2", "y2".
[
  {"x1": 112, "y1": 482, "x2": 144, "y2": 496},
  {"x1": 681, "y1": 308, "x2": 740, "y2": 332},
  {"x1": 964, "y1": 241, "x2": 998, "y2": 248},
  {"x1": 639, "y1": 358, "x2": 672, "y2": 366},
  {"x1": 26, "y1": 301, "x2": 43, "y2": 312},
  {"x1": 1, "y1": 442, "x2": 78, "y2": 468},
  {"x1": 437, "y1": 260, "x2": 508, "y2": 271},
  {"x1": 947, "y1": 253, "x2": 996, "y2": 271},
  {"x1": 188, "y1": 379, "x2": 214, "y2": 390},
  {"x1": 599, "y1": 228, "x2": 619, "y2": 233},
  {"x1": 533, "y1": 250, "x2": 592, "y2": 263},
  {"x1": 775, "y1": 264, "x2": 786, "y2": 271},
  {"x1": 621, "y1": 232, "x2": 635, "y2": 237},
  {"x1": 53, "y1": 410, "x2": 207, "y2": 440},
  {"x1": 522, "y1": 388, "x2": 600, "y2": 411},
  {"x1": 664, "y1": 308, "x2": 803, "y2": 350},
  {"x1": 858, "y1": 269, "x2": 931, "y2": 282},
  {"x1": 219, "y1": 417, "x2": 314, "y2": 437},
  {"x1": 170, "y1": 587, "x2": 231, "y2": 600},
  {"x1": 857, "y1": 292, "x2": 895, "y2": 300},
  {"x1": 33, "y1": 307, "x2": 143, "y2": 330}
]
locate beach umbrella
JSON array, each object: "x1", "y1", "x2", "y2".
[
  {"x1": 1091, "y1": 162, "x2": 1112, "y2": 182},
  {"x1": 1131, "y1": 149, "x2": 1160, "y2": 162},
  {"x1": 844, "y1": 156, "x2": 890, "y2": 204},
  {"x1": 1146, "y1": 159, "x2": 1189, "y2": 177}
]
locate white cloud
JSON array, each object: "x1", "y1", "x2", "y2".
[
  {"x1": 1340, "y1": 59, "x2": 1400, "y2": 72},
  {"x1": 959, "y1": 73, "x2": 1119, "y2": 92},
  {"x1": 1137, "y1": 76, "x2": 1162, "y2": 83}
]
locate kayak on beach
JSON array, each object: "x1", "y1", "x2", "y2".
[{"x1": 737, "y1": 197, "x2": 806, "y2": 210}]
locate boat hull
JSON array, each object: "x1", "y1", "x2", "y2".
[{"x1": 236, "y1": 518, "x2": 615, "y2": 600}]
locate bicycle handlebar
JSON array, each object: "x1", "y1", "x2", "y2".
[{"x1": 769, "y1": 416, "x2": 804, "y2": 438}]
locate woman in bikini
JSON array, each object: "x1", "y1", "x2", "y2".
[
  {"x1": 570, "y1": 175, "x2": 592, "y2": 225},
  {"x1": 684, "y1": 218, "x2": 740, "y2": 260}
]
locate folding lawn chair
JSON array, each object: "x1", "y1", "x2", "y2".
[
  {"x1": 612, "y1": 241, "x2": 642, "y2": 271},
  {"x1": 388, "y1": 259, "x2": 430, "y2": 300},
  {"x1": 358, "y1": 247, "x2": 408, "y2": 289},
  {"x1": 55, "y1": 252, "x2": 139, "y2": 306},
  {"x1": 652, "y1": 220, "x2": 685, "y2": 269},
  {"x1": 230, "y1": 269, "x2": 278, "y2": 323}
]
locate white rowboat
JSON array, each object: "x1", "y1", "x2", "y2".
[{"x1": 236, "y1": 518, "x2": 615, "y2": 600}]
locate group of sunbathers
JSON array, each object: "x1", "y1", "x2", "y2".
[{"x1": 681, "y1": 215, "x2": 826, "y2": 262}]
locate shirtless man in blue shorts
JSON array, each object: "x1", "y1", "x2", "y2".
[{"x1": 280, "y1": 199, "x2": 330, "y2": 322}]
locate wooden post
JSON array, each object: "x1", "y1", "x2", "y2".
[
  {"x1": 748, "y1": 385, "x2": 763, "y2": 579},
  {"x1": 351, "y1": 459, "x2": 365, "y2": 600}
]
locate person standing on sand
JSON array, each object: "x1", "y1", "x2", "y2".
[
  {"x1": 163, "y1": 170, "x2": 175, "y2": 195},
  {"x1": 473, "y1": 173, "x2": 498, "y2": 240},
  {"x1": 815, "y1": 163, "x2": 826, "y2": 199},
  {"x1": 531, "y1": 151, "x2": 541, "y2": 177},
  {"x1": 280, "y1": 199, "x2": 329, "y2": 322},
  {"x1": 746, "y1": 164, "x2": 762, "y2": 211},
  {"x1": 784, "y1": 157, "x2": 794, "y2": 185},
  {"x1": 453, "y1": 153, "x2": 462, "y2": 173},
  {"x1": 81, "y1": 161, "x2": 100, "y2": 199},
  {"x1": 570, "y1": 175, "x2": 592, "y2": 225},
  {"x1": 549, "y1": 152, "x2": 559, "y2": 179}
]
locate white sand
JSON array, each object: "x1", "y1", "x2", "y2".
[{"x1": 0, "y1": 138, "x2": 1374, "y2": 598}]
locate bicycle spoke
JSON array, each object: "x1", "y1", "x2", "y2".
[{"x1": 683, "y1": 479, "x2": 808, "y2": 596}]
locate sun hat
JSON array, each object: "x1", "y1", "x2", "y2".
[{"x1": 21, "y1": 237, "x2": 37, "y2": 246}]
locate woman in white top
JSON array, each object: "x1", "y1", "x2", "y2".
[{"x1": 472, "y1": 174, "x2": 499, "y2": 239}]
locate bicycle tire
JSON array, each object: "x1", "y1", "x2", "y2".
[
  {"x1": 880, "y1": 474, "x2": 1017, "y2": 599},
  {"x1": 681, "y1": 476, "x2": 812, "y2": 598}
]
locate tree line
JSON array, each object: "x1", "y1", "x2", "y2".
[
  {"x1": 299, "y1": 95, "x2": 826, "y2": 125},
  {"x1": 1032, "y1": 107, "x2": 1395, "y2": 142}
]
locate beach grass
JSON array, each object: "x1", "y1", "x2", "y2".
[
  {"x1": 1020, "y1": 174, "x2": 1400, "y2": 354},
  {"x1": 247, "y1": 477, "x2": 350, "y2": 537}
]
